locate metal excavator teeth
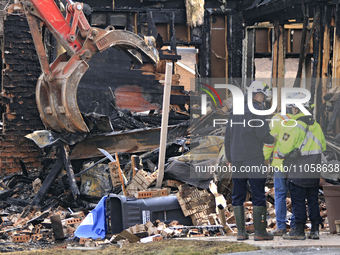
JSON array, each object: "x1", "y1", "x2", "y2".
[{"x1": 36, "y1": 28, "x2": 159, "y2": 133}]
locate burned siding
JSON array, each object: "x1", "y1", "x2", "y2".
[{"x1": 0, "y1": 14, "x2": 44, "y2": 175}]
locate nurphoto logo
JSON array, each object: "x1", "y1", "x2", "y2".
[{"x1": 200, "y1": 83, "x2": 311, "y2": 116}]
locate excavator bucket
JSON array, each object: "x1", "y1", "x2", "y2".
[{"x1": 36, "y1": 28, "x2": 159, "y2": 133}]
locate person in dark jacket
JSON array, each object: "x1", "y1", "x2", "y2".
[
  {"x1": 225, "y1": 81, "x2": 275, "y2": 241},
  {"x1": 277, "y1": 94, "x2": 326, "y2": 240}
]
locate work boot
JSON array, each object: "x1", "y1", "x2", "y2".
[
  {"x1": 307, "y1": 224, "x2": 319, "y2": 239},
  {"x1": 233, "y1": 206, "x2": 249, "y2": 240},
  {"x1": 282, "y1": 223, "x2": 306, "y2": 240},
  {"x1": 253, "y1": 206, "x2": 274, "y2": 241},
  {"x1": 270, "y1": 228, "x2": 286, "y2": 236}
]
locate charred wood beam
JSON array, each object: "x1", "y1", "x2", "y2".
[
  {"x1": 228, "y1": 11, "x2": 243, "y2": 80},
  {"x1": 293, "y1": 3, "x2": 309, "y2": 87},
  {"x1": 31, "y1": 156, "x2": 64, "y2": 206},
  {"x1": 137, "y1": 11, "x2": 141, "y2": 34},
  {"x1": 310, "y1": 6, "x2": 321, "y2": 110},
  {"x1": 70, "y1": 124, "x2": 188, "y2": 160},
  {"x1": 245, "y1": 28, "x2": 255, "y2": 86},
  {"x1": 198, "y1": 11, "x2": 211, "y2": 78},
  {"x1": 19, "y1": 160, "x2": 28, "y2": 177},
  {"x1": 169, "y1": 12, "x2": 176, "y2": 54},
  {"x1": 6, "y1": 198, "x2": 30, "y2": 207},
  {"x1": 272, "y1": 22, "x2": 285, "y2": 112},
  {"x1": 127, "y1": 12, "x2": 133, "y2": 32},
  {"x1": 244, "y1": 0, "x2": 307, "y2": 25},
  {"x1": 327, "y1": 95, "x2": 340, "y2": 132},
  {"x1": 332, "y1": 5, "x2": 340, "y2": 87},
  {"x1": 294, "y1": 5, "x2": 320, "y2": 87},
  {"x1": 138, "y1": 10, "x2": 186, "y2": 24},
  {"x1": 51, "y1": 215, "x2": 65, "y2": 240},
  {"x1": 146, "y1": 10, "x2": 157, "y2": 38},
  {"x1": 61, "y1": 144, "x2": 80, "y2": 201},
  {"x1": 321, "y1": 6, "x2": 332, "y2": 103}
]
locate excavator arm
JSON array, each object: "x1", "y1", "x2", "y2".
[{"x1": 21, "y1": 0, "x2": 159, "y2": 133}]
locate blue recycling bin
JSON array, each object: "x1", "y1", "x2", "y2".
[{"x1": 109, "y1": 194, "x2": 192, "y2": 234}]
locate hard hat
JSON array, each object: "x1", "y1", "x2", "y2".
[
  {"x1": 248, "y1": 81, "x2": 271, "y2": 98},
  {"x1": 288, "y1": 93, "x2": 309, "y2": 108}
]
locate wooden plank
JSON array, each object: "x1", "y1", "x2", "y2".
[
  {"x1": 245, "y1": 28, "x2": 255, "y2": 86},
  {"x1": 225, "y1": 15, "x2": 228, "y2": 80},
  {"x1": 131, "y1": 155, "x2": 139, "y2": 177},
  {"x1": 211, "y1": 15, "x2": 227, "y2": 79},
  {"x1": 267, "y1": 28, "x2": 271, "y2": 53},
  {"x1": 272, "y1": 22, "x2": 285, "y2": 112},
  {"x1": 286, "y1": 28, "x2": 291, "y2": 53},
  {"x1": 115, "y1": 153, "x2": 126, "y2": 196},
  {"x1": 293, "y1": 12, "x2": 308, "y2": 87},
  {"x1": 311, "y1": 6, "x2": 321, "y2": 120},
  {"x1": 109, "y1": 161, "x2": 121, "y2": 188},
  {"x1": 333, "y1": 31, "x2": 340, "y2": 88},
  {"x1": 322, "y1": 6, "x2": 331, "y2": 104},
  {"x1": 156, "y1": 63, "x2": 173, "y2": 188}
]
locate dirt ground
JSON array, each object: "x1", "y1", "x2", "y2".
[{"x1": 4, "y1": 240, "x2": 258, "y2": 255}]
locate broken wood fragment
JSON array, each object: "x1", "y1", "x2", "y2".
[
  {"x1": 62, "y1": 144, "x2": 80, "y2": 201},
  {"x1": 50, "y1": 214, "x2": 65, "y2": 240},
  {"x1": 31, "y1": 156, "x2": 64, "y2": 206},
  {"x1": 115, "y1": 153, "x2": 126, "y2": 196},
  {"x1": 131, "y1": 155, "x2": 139, "y2": 177}
]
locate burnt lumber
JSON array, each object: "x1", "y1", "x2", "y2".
[
  {"x1": 272, "y1": 21, "x2": 285, "y2": 112},
  {"x1": 327, "y1": 93, "x2": 340, "y2": 131},
  {"x1": 310, "y1": 6, "x2": 321, "y2": 105},
  {"x1": 62, "y1": 144, "x2": 80, "y2": 201},
  {"x1": 31, "y1": 156, "x2": 64, "y2": 206},
  {"x1": 294, "y1": 8, "x2": 309, "y2": 85},
  {"x1": 50, "y1": 215, "x2": 65, "y2": 240}
]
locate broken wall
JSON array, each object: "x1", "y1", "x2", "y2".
[{"x1": 0, "y1": 14, "x2": 44, "y2": 175}]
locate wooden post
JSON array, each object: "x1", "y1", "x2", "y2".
[
  {"x1": 225, "y1": 15, "x2": 228, "y2": 84},
  {"x1": 272, "y1": 22, "x2": 285, "y2": 112},
  {"x1": 321, "y1": 6, "x2": 331, "y2": 104},
  {"x1": 245, "y1": 27, "x2": 255, "y2": 87},
  {"x1": 287, "y1": 28, "x2": 292, "y2": 53},
  {"x1": 333, "y1": 7, "x2": 340, "y2": 88},
  {"x1": 156, "y1": 62, "x2": 173, "y2": 188},
  {"x1": 131, "y1": 155, "x2": 139, "y2": 177},
  {"x1": 311, "y1": 6, "x2": 321, "y2": 119},
  {"x1": 293, "y1": 12, "x2": 308, "y2": 87}
]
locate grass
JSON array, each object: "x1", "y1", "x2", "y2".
[{"x1": 6, "y1": 239, "x2": 259, "y2": 255}]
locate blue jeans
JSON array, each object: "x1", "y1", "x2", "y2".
[{"x1": 274, "y1": 171, "x2": 295, "y2": 229}]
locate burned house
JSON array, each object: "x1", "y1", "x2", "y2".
[
  {"x1": 0, "y1": 0, "x2": 242, "y2": 175},
  {"x1": 0, "y1": 0, "x2": 338, "y2": 249}
]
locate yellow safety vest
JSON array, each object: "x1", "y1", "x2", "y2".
[
  {"x1": 277, "y1": 112, "x2": 326, "y2": 159},
  {"x1": 263, "y1": 113, "x2": 292, "y2": 168}
]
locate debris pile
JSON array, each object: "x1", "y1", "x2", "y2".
[{"x1": 0, "y1": 106, "x2": 337, "y2": 251}]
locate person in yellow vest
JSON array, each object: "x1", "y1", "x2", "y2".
[
  {"x1": 263, "y1": 110, "x2": 296, "y2": 236},
  {"x1": 277, "y1": 94, "x2": 326, "y2": 240}
]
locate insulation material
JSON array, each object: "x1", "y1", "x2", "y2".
[{"x1": 185, "y1": 0, "x2": 205, "y2": 27}]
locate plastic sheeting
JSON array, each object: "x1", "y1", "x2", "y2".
[{"x1": 74, "y1": 195, "x2": 107, "y2": 239}]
